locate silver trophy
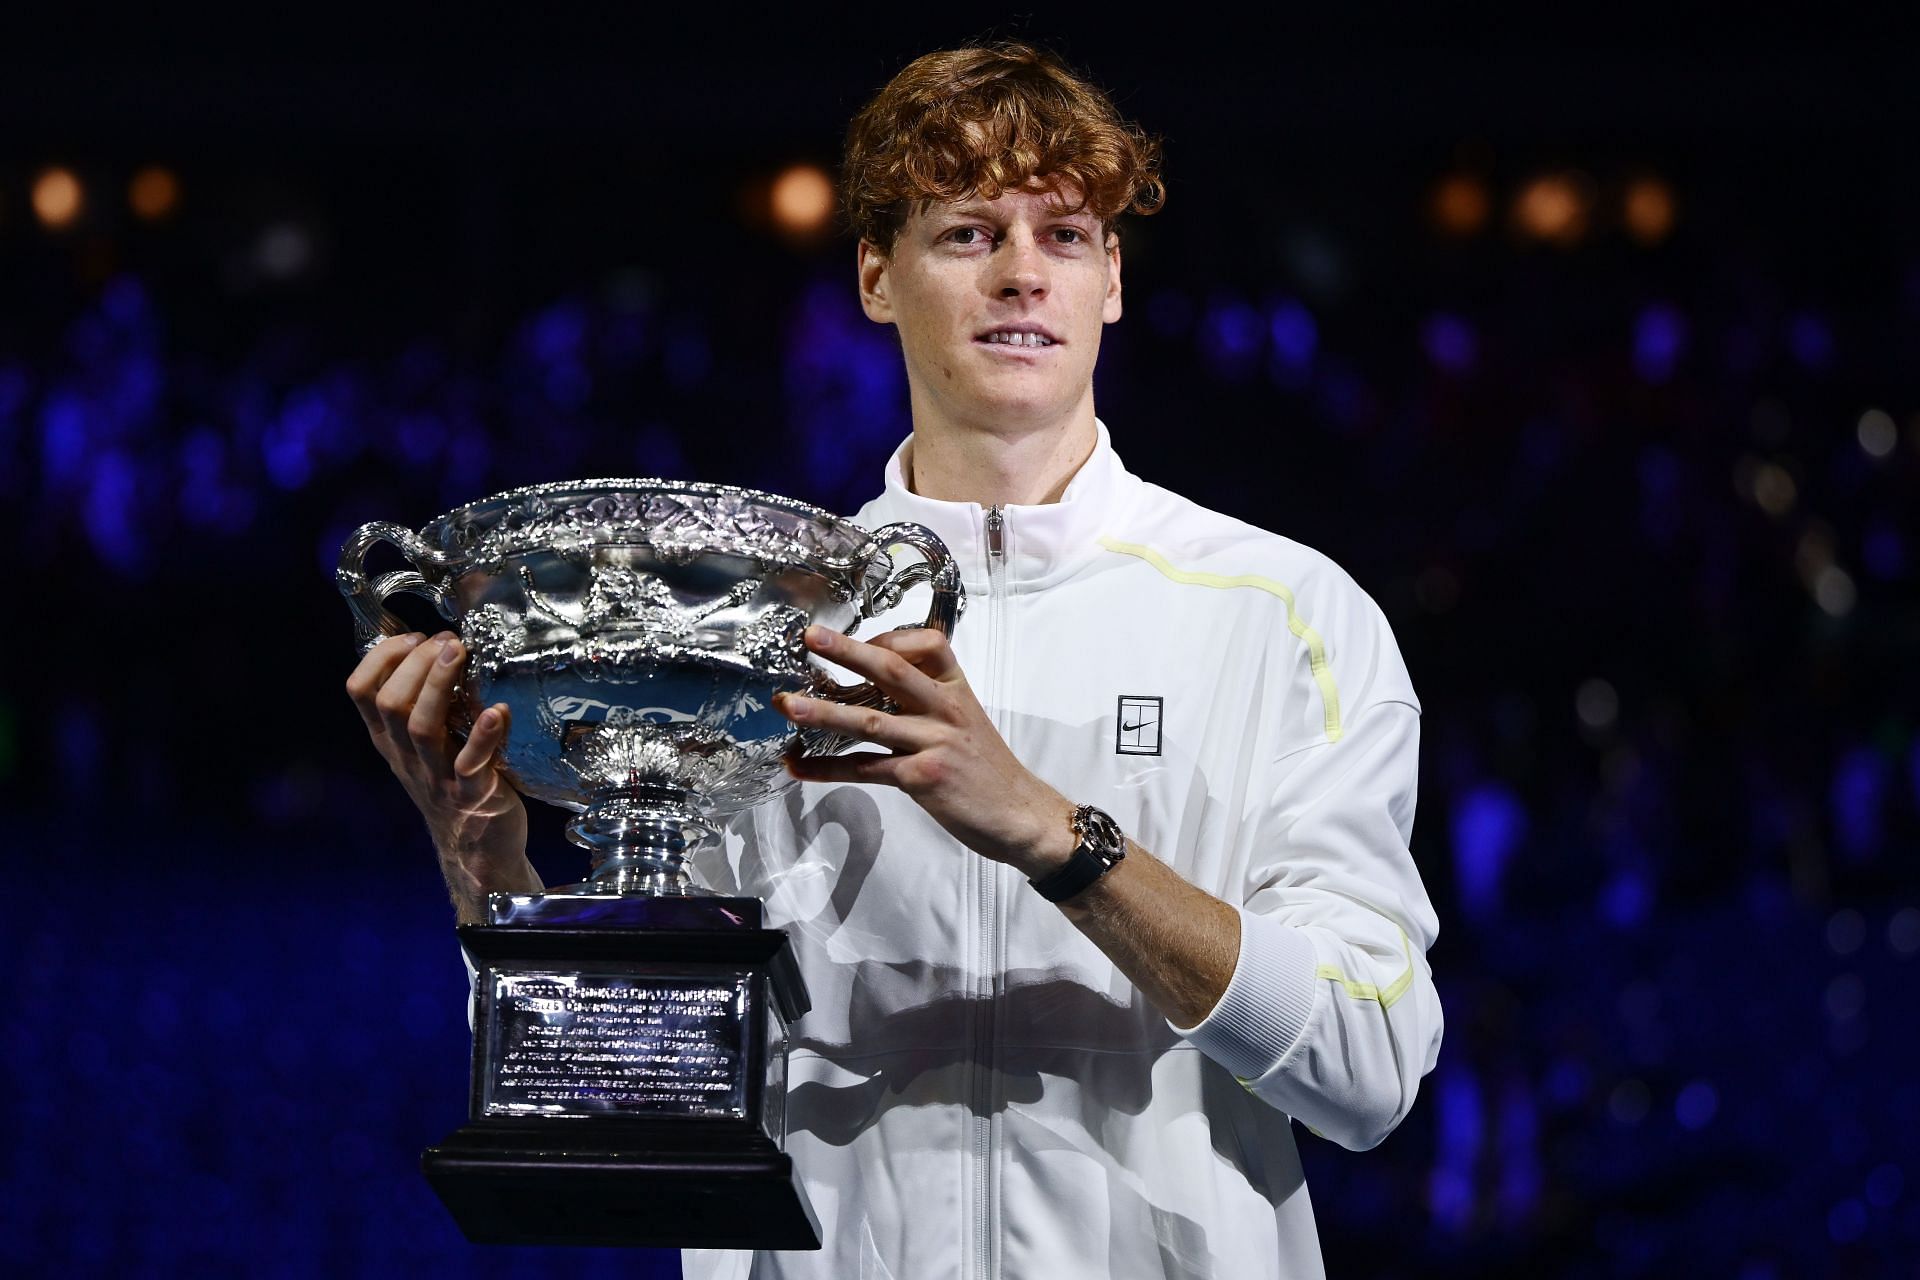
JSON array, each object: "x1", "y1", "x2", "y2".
[
  {"x1": 338, "y1": 478, "x2": 962, "y2": 894},
  {"x1": 336, "y1": 479, "x2": 962, "y2": 1250}
]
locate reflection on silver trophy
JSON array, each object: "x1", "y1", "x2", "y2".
[
  {"x1": 337, "y1": 479, "x2": 964, "y2": 895},
  {"x1": 336, "y1": 480, "x2": 963, "y2": 1248}
]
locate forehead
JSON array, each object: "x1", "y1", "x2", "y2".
[{"x1": 913, "y1": 180, "x2": 1098, "y2": 223}]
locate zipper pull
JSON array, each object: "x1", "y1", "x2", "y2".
[{"x1": 984, "y1": 505, "x2": 1006, "y2": 563}]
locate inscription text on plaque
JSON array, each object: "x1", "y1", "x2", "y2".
[{"x1": 482, "y1": 970, "x2": 751, "y2": 1119}]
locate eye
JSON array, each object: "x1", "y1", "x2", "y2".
[
  {"x1": 946, "y1": 226, "x2": 990, "y2": 245},
  {"x1": 1051, "y1": 227, "x2": 1086, "y2": 244}
]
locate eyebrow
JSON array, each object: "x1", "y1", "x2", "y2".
[{"x1": 932, "y1": 203, "x2": 1099, "y2": 224}]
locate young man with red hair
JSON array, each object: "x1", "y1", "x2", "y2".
[{"x1": 350, "y1": 42, "x2": 1442, "y2": 1280}]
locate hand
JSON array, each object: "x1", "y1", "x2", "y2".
[
  {"x1": 774, "y1": 626, "x2": 1076, "y2": 878},
  {"x1": 345, "y1": 631, "x2": 535, "y2": 918}
]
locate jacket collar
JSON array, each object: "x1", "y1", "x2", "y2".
[{"x1": 856, "y1": 418, "x2": 1141, "y2": 593}]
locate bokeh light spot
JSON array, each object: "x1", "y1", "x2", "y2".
[
  {"x1": 1866, "y1": 1163, "x2": 1904, "y2": 1208},
  {"x1": 1788, "y1": 313, "x2": 1834, "y2": 370},
  {"x1": 1267, "y1": 299, "x2": 1318, "y2": 380},
  {"x1": 1813, "y1": 565, "x2": 1856, "y2": 617},
  {"x1": 771, "y1": 164, "x2": 835, "y2": 237},
  {"x1": 1857, "y1": 407, "x2": 1897, "y2": 458},
  {"x1": 1751, "y1": 462, "x2": 1797, "y2": 516},
  {"x1": 1675, "y1": 1080, "x2": 1719, "y2": 1131},
  {"x1": 1826, "y1": 1198, "x2": 1867, "y2": 1245},
  {"x1": 1608, "y1": 1078, "x2": 1650, "y2": 1125},
  {"x1": 1623, "y1": 175, "x2": 1677, "y2": 245},
  {"x1": 1421, "y1": 312, "x2": 1478, "y2": 375},
  {"x1": 1823, "y1": 973, "x2": 1865, "y2": 1022},
  {"x1": 1825, "y1": 909, "x2": 1866, "y2": 955},
  {"x1": 129, "y1": 166, "x2": 182, "y2": 221},
  {"x1": 1430, "y1": 173, "x2": 1490, "y2": 236},
  {"x1": 32, "y1": 167, "x2": 85, "y2": 230},
  {"x1": 1576, "y1": 678, "x2": 1619, "y2": 731},
  {"x1": 1889, "y1": 907, "x2": 1920, "y2": 957},
  {"x1": 255, "y1": 222, "x2": 315, "y2": 279},
  {"x1": 1513, "y1": 171, "x2": 1592, "y2": 246},
  {"x1": 1632, "y1": 303, "x2": 1687, "y2": 383}
]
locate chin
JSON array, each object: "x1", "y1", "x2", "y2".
[{"x1": 963, "y1": 385, "x2": 1081, "y2": 428}]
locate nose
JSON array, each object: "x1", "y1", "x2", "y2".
[{"x1": 994, "y1": 230, "x2": 1048, "y2": 299}]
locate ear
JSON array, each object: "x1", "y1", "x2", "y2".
[
  {"x1": 1102, "y1": 232, "x2": 1124, "y2": 325},
  {"x1": 857, "y1": 239, "x2": 894, "y2": 324}
]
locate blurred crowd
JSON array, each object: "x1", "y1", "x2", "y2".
[{"x1": 2, "y1": 141, "x2": 1917, "y2": 1278}]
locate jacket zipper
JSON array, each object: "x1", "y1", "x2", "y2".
[{"x1": 970, "y1": 504, "x2": 1008, "y2": 1280}]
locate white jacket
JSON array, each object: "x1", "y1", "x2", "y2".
[{"x1": 683, "y1": 421, "x2": 1443, "y2": 1280}]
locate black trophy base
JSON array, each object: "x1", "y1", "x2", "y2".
[
  {"x1": 436, "y1": 894, "x2": 820, "y2": 1251},
  {"x1": 423, "y1": 1123, "x2": 820, "y2": 1249}
]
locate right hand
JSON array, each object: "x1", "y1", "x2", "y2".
[{"x1": 345, "y1": 631, "x2": 534, "y2": 916}]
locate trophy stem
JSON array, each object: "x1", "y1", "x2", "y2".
[{"x1": 565, "y1": 787, "x2": 718, "y2": 897}]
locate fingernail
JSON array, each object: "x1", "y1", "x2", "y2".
[
  {"x1": 433, "y1": 630, "x2": 456, "y2": 643},
  {"x1": 437, "y1": 639, "x2": 462, "y2": 665},
  {"x1": 804, "y1": 625, "x2": 827, "y2": 646},
  {"x1": 781, "y1": 694, "x2": 812, "y2": 719},
  {"x1": 401, "y1": 633, "x2": 426, "y2": 647},
  {"x1": 476, "y1": 707, "x2": 498, "y2": 728}
]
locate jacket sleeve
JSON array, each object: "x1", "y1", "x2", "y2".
[{"x1": 1169, "y1": 698, "x2": 1444, "y2": 1151}]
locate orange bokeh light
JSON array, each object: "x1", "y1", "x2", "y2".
[
  {"x1": 129, "y1": 166, "x2": 183, "y2": 221},
  {"x1": 32, "y1": 167, "x2": 85, "y2": 230},
  {"x1": 1513, "y1": 172, "x2": 1592, "y2": 246},
  {"x1": 770, "y1": 164, "x2": 835, "y2": 237},
  {"x1": 1430, "y1": 173, "x2": 1490, "y2": 236},
  {"x1": 1622, "y1": 176, "x2": 1676, "y2": 245}
]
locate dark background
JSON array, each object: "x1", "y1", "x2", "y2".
[{"x1": 3, "y1": 11, "x2": 1917, "y2": 1278}]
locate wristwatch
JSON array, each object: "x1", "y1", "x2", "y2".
[{"x1": 1029, "y1": 803, "x2": 1127, "y2": 903}]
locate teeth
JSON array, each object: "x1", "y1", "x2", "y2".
[{"x1": 985, "y1": 331, "x2": 1052, "y2": 347}]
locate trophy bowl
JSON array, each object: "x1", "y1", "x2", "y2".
[{"x1": 337, "y1": 479, "x2": 963, "y2": 896}]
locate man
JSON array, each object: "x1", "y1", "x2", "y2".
[{"x1": 348, "y1": 42, "x2": 1443, "y2": 1280}]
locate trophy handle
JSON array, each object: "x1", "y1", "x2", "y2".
[
  {"x1": 336, "y1": 520, "x2": 462, "y2": 652},
  {"x1": 811, "y1": 521, "x2": 964, "y2": 714}
]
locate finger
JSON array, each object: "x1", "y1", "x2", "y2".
[
  {"x1": 345, "y1": 633, "x2": 428, "y2": 733},
  {"x1": 374, "y1": 631, "x2": 455, "y2": 743},
  {"x1": 865, "y1": 627, "x2": 963, "y2": 681},
  {"x1": 784, "y1": 749, "x2": 903, "y2": 787},
  {"x1": 406, "y1": 636, "x2": 468, "y2": 772},
  {"x1": 454, "y1": 704, "x2": 511, "y2": 779},
  {"x1": 803, "y1": 626, "x2": 941, "y2": 708},
  {"x1": 774, "y1": 691, "x2": 938, "y2": 751}
]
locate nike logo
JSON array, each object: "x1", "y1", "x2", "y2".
[{"x1": 1115, "y1": 694, "x2": 1164, "y2": 756}]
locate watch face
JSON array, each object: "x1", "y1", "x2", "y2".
[{"x1": 1074, "y1": 805, "x2": 1125, "y2": 861}]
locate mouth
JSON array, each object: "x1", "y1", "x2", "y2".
[{"x1": 974, "y1": 325, "x2": 1060, "y2": 350}]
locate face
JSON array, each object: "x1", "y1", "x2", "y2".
[{"x1": 857, "y1": 182, "x2": 1123, "y2": 437}]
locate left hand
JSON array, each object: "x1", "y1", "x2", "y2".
[{"x1": 774, "y1": 625, "x2": 1075, "y2": 878}]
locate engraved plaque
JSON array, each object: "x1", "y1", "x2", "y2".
[
  {"x1": 482, "y1": 969, "x2": 751, "y2": 1119},
  {"x1": 424, "y1": 899, "x2": 820, "y2": 1248}
]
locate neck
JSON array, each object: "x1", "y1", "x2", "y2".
[{"x1": 904, "y1": 394, "x2": 1098, "y2": 506}]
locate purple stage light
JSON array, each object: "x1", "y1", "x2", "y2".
[
  {"x1": 1198, "y1": 296, "x2": 1262, "y2": 379},
  {"x1": 1420, "y1": 312, "x2": 1477, "y2": 375},
  {"x1": 1451, "y1": 781, "x2": 1527, "y2": 924},
  {"x1": 1788, "y1": 312, "x2": 1835, "y2": 371},
  {"x1": 786, "y1": 278, "x2": 905, "y2": 506},
  {"x1": 1598, "y1": 867, "x2": 1653, "y2": 929},
  {"x1": 1829, "y1": 745, "x2": 1889, "y2": 863},
  {"x1": 1632, "y1": 303, "x2": 1686, "y2": 383},
  {"x1": 1674, "y1": 1080, "x2": 1719, "y2": 1131},
  {"x1": 1267, "y1": 298, "x2": 1318, "y2": 382}
]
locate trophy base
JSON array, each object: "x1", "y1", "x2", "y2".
[
  {"x1": 422, "y1": 1123, "x2": 821, "y2": 1249},
  {"x1": 437, "y1": 894, "x2": 820, "y2": 1251}
]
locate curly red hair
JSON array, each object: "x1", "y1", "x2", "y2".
[{"x1": 841, "y1": 42, "x2": 1165, "y2": 252}]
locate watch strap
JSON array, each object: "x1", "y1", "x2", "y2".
[{"x1": 1029, "y1": 805, "x2": 1125, "y2": 903}]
